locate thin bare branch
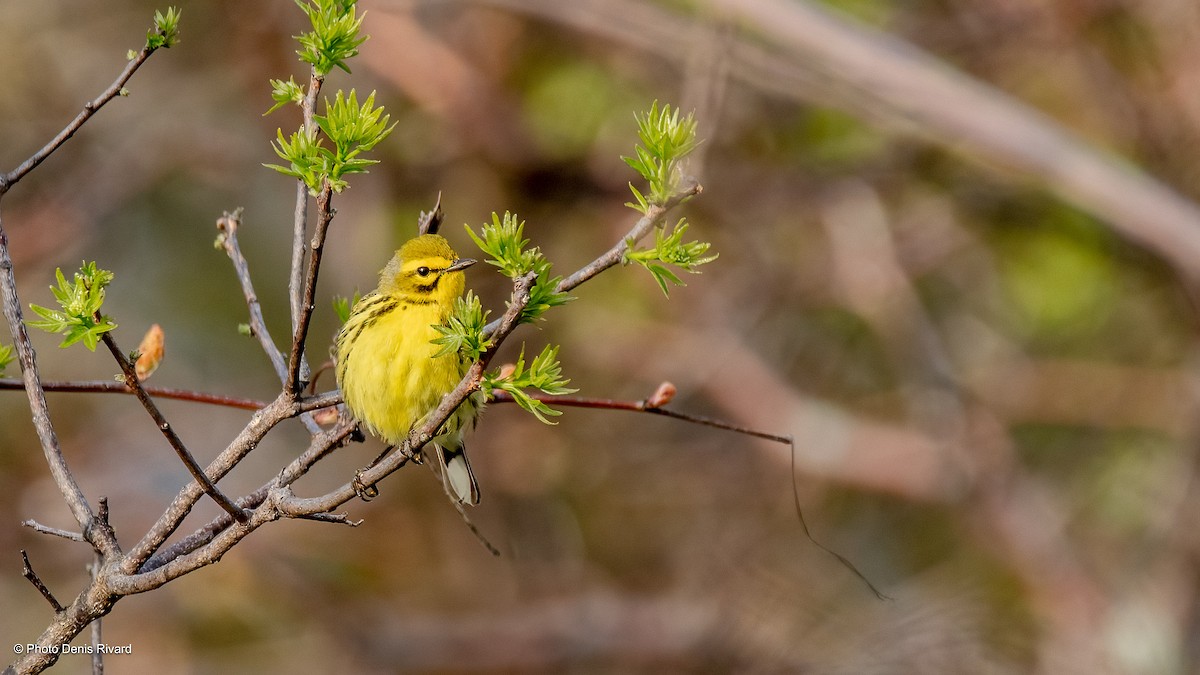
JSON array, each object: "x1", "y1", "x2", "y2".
[
  {"x1": 557, "y1": 179, "x2": 702, "y2": 295},
  {"x1": 289, "y1": 70, "x2": 325, "y2": 369},
  {"x1": 22, "y1": 520, "x2": 85, "y2": 543},
  {"x1": 20, "y1": 550, "x2": 64, "y2": 613},
  {"x1": 298, "y1": 390, "x2": 343, "y2": 413},
  {"x1": 291, "y1": 186, "x2": 311, "y2": 336},
  {"x1": 99, "y1": 331, "x2": 247, "y2": 523},
  {"x1": 0, "y1": 377, "x2": 267, "y2": 410},
  {"x1": 1, "y1": 45, "x2": 159, "y2": 192},
  {"x1": 287, "y1": 182, "x2": 336, "y2": 395},
  {"x1": 217, "y1": 209, "x2": 324, "y2": 434},
  {"x1": 121, "y1": 391, "x2": 299, "y2": 572},
  {"x1": 0, "y1": 209, "x2": 100, "y2": 546},
  {"x1": 295, "y1": 512, "x2": 363, "y2": 526},
  {"x1": 215, "y1": 210, "x2": 288, "y2": 381}
]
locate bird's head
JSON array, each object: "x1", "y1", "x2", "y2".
[{"x1": 379, "y1": 234, "x2": 476, "y2": 303}]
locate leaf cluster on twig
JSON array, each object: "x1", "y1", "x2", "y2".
[{"x1": 27, "y1": 262, "x2": 116, "y2": 351}]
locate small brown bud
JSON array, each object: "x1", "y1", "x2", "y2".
[
  {"x1": 645, "y1": 381, "x2": 676, "y2": 409},
  {"x1": 135, "y1": 324, "x2": 165, "y2": 381}
]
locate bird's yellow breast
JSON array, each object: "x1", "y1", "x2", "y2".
[{"x1": 336, "y1": 294, "x2": 462, "y2": 445}]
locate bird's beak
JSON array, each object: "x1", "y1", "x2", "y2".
[{"x1": 446, "y1": 257, "x2": 477, "y2": 273}]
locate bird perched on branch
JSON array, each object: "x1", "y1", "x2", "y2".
[{"x1": 336, "y1": 233, "x2": 482, "y2": 504}]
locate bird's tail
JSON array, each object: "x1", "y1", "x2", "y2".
[{"x1": 436, "y1": 441, "x2": 480, "y2": 505}]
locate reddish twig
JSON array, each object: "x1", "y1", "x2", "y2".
[
  {"x1": 490, "y1": 385, "x2": 790, "y2": 444},
  {"x1": 0, "y1": 377, "x2": 266, "y2": 410},
  {"x1": 492, "y1": 382, "x2": 890, "y2": 600}
]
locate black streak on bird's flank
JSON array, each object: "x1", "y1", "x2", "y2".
[
  {"x1": 363, "y1": 300, "x2": 399, "y2": 325},
  {"x1": 343, "y1": 300, "x2": 400, "y2": 346}
]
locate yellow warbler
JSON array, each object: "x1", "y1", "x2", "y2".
[{"x1": 335, "y1": 234, "x2": 482, "y2": 504}]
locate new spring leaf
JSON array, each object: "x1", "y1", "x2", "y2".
[
  {"x1": 0, "y1": 343, "x2": 14, "y2": 375},
  {"x1": 622, "y1": 101, "x2": 699, "y2": 213},
  {"x1": 465, "y1": 212, "x2": 572, "y2": 324},
  {"x1": 265, "y1": 77, "x2": 306, "y2": 115},
  {"x1": 294, "y1": 0, "x2": 366, "y2": 76},
  {"x1": 332, "y1": 291, "x2": 363, "y2": 324},
  {"x1": 266, "y1": 89, "x2": 395, "y2": 193},
  {"x1": 624, "y1": 219, "x2": 717, "y2": 297},
  {"x1": 29, "y1": 262, "x2": 118, "y2": 351},
  {"x1": 484, "y1": 344, "x2": 576, "y2": 424},
  {"x1": 431, "y1": 291, "x2": 492, "y2": 362},
  {"x1": 146, "y1": 7, "x2": 182, "y2": 51}
]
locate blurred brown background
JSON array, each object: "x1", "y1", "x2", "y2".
[{"x1": 4, "y1": 0, "x2": 1200, "y2": 672}]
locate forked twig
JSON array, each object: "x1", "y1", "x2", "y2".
[
  {"x1": 216, "y1": 209, "x2": 323, "y2": 434},
  {"x1": 139, "y1": 416, "x2": 358, "y2": 574}
]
